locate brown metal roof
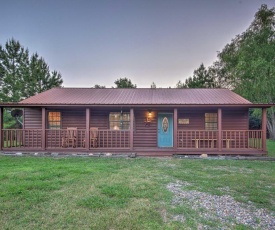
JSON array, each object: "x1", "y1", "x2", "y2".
[{"x1": 18, "y1": 88, "x2": 252, "y2": 105}]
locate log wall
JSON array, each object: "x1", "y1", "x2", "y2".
[{"x1": 23, "y1": 107, "x2": 249, "y2": 149}]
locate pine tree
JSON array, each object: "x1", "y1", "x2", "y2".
[
  {"x1": 177, "y1": 64, "x2": 215, "y2": 88},
  {"x1": 0, "y1": 38, "x2": 29, "y2": 102},
  {"x1": 0, "y1": 39, "x2": 63, "y2": 102}
]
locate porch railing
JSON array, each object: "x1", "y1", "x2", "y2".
[
  {"x1": 46, "y1": 129, "x2": 86, "y2": 149},
  {"x1": 46, "y1": 129, "x2": 130, "y2": 149},
  {"x1": 177, "y1": 130, "x2": 218, "y2": 149},
  {"x1": 248, "y1": 130, "x2": 263, "y2": 150},
  {"x1": 222, "y1": 130, "x2": 263, "y2": 150},
  {"x1": 97, "y1": 130, "x2": 130, "y2": 149},
  {"x1": 3, "y1": 129, "x2": 42, "y2": 148},
  {"x1": 2, "y1": 129, "x2": 262, "y2": 151},
  {"x1": 177, "y1": 130, "x2": 263, "y2": 150}
]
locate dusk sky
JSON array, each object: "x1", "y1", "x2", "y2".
[{"x1": 1, "y1": 0, "x2": 274, "y2": 88}]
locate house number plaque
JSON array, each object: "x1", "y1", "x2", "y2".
[{"x1": 178, "y1": 119, "x2": 189, "y2": 124}]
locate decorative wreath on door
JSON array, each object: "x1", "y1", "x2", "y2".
[{"x1": 162, "y1": 117, "x2": 169, "y2": 133}]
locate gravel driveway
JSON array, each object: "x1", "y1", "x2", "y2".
[{"x1": 167, "y1": 181, "x2": 275, "y2": 229}]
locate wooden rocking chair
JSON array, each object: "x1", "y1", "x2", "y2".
[
  {"x1": 62, "y1": 127, "x2": 77, "y2": 148},
  {"x1": 90, "y1": 127, "x2": 98, "y2": 148}
]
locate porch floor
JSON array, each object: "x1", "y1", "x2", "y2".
[{"x1": 1, "y1": 147, "x2": 267, "y2": 156}]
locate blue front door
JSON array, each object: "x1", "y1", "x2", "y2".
[{"x1": 158, "y1": 113, "x2": 173, "y2": 147}]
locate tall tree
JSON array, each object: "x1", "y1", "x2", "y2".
[
  {"x1": 114, "y1": 77, "x2": 137, "y2": 88},
  {"x1": 22, "y1": 53, "x2": 62, "y2": 99},
  {"x1": 0, "y1": 39, "x2": 29, "y2": 102},
  {"x1": 208, "y1": 61, "x2": 231, "y2": 89},
  {"x1": 176, "y1": 64, "x2": 216, "y2": 88},
  {"x1": 0, "y1": 38, "x2": 63, "y2": 102},
  {"x1": 212, "y1": 4, "x2": 275, "y2": 139},
  {"x1": 215, "y1": 5, "x2": 275, "y2": 98}
]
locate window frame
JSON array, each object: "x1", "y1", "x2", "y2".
[
  {"x1": 205, "y1": 113, "x2": 218, "y2": 130},
  {"x1": 109, "y1": 112, "x2": 130, "y2": 130},
  {"x1": 47, "y1": 111, "x2": 62, "y2": 129}
]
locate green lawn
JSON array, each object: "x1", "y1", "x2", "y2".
[
  {"x1": 0, "y1": 156, "x2": 274, "y2": 229},
  {"x1": 267, "y1": 139, "x2": 275, "y2": 157}
]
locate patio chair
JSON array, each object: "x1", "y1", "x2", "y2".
[
  {"x1": 62, "y1": 127, "x2": 77, "y2": 148},
  {"x1": 90, "y1": 127, "x2": 98, "y2": 148}
]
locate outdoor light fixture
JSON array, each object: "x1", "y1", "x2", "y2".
[{"x1": 144, "y1": 109, "x2": 152, "y2": 126}]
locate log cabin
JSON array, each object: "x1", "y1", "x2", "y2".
[{"x1": 0, "y1": 88, "x2": 271, "y2": 156}]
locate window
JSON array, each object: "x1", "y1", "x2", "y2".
[
  {"x1": 205, "y1": 113, "x2": 217, "y2": 130},
  {"x1": 48, "y1": 111, "x2": 61, "y2": 129},
  {"x1": 109, "y1": 112, "x2": 130, "y2": 130}
]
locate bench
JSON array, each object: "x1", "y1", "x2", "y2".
[{"x1": 192, "y1": 139, "x2": 234, "y2": 148}]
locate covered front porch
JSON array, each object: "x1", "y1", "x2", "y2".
[{"x1": 0, "y1": 106, "x2": 268, "y2": 156}]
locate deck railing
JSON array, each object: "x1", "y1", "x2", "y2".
[
  {"x1": 177, "y1": 130, "x2": 263, "y2": 150},
  {"x1": 46, "y1": 129, "x2": 130, "y2": 149},
  {"x1": 2, "y1": 129, "x2": 130, "y2": 150},
  {"x1": 97, "y1": 130, "x2": 130, "y2": 149},
  {"x1": 2, "y1": 129, "x2": 262, "y2": 151},
  {"x1": 46, "y1": 129, "x2": 86, "y2": 149},
  {"x1": 222, "y1": 130, "x2": 263, "y2": 150},
  {"x1": 3, "y1": 129, "x2": 42, "y2": 148},
  {"x1": 248, "y1": 130, "x2": 263, "y2": 150},
  {"x1": 177, "y1": 130, "x2": 218, "y2": 149}
]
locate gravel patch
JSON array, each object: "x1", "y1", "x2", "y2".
[{"x1": 167, "y1": 181, "x2": 275, "y2": 229}]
